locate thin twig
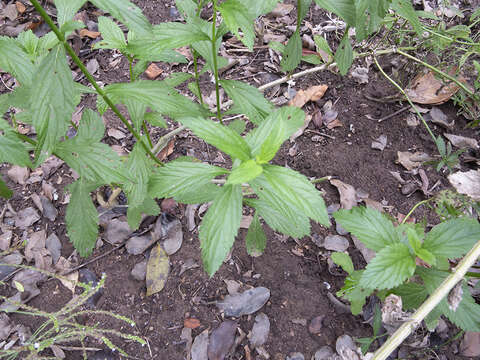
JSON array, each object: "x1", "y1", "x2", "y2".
[
  {"x1": 377, "y1": 106, "x2": 410, "y2": 123},
  {"x1": 65, "y1": 243, "x2": 126, "y2": 275}
]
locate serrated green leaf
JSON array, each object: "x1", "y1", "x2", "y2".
[
  {"x1": 248, "y1": 197, "x2": 311, "y2": 239},
  {"x1": 162, "y1": 72, "x2": 194, "y2": 88},
  {"x1": 0, "y1": 134, "x2": 32, "y2": 168},
  {"x1": 175, "y1": 0, "x2": 197, "y2": 19},
  {"x1": 104, "y1": 80, "x2": 209, "y2": 119},
  {"x1": 220, "y1": 80, "x2": 274, "y2": 125},
  {"x1": 148, "y1": 159, "x2": 227, "y2": 201},
  {"x1": 268, "y1": 41, "x2": 285, "y2": 53},
  {"x1": 423, "y1": 218, "x2": 480, "y2": 259},
  {"x1": 242, "y1": 0, "x2": 280, "y2": 18},
  {"x1": 125, "y1": 99, "x2": 147, "y2": 132},
  {"x1": 313, "y1": 0, "x2": 356, "y2": 26},
  {"x1": 0, "y1": 176, "x2": 13, "y2": 199},
  {"x1": 298, "y1": 0, "x2": 313, "y2": 23},
  {"x1": 418, "y1": 267, "x2": 480, "y2": 331},
  {"x1": 392, "y1": 282, "x2": 428, "y2": 309},
  {"x1": 54, "y1": 109, "x2": 128, "y2": 184},
  {"x1": 360, "y1": 243, "x2": 416, "y2": 289},
  {"x1": 280, "y1": 31, "x2": 302, "y2": 72},
  {"x1": 337, "y1": 270, "x2": 373, "y2": 315},
  {"x1": 201, "y1": 185, "x2": 243, "y2": 276},
  {"x1": 218, "y1": 0, "x2": 255, "y2": 50},
  {"x1": 302, "y1": 54, "x2": 322, "y2": 65},
  {"x1": 90, "y1": 0, "x2": 152, "y2": 37},
  {"x1": 0, "y1": 36, "x2": 34, "y2": 85},
  {"x1": 59, "y1": 20, "x2": 85, "y2": 36},
  {"x1": 132, "y1": 59, "x2": 149, "y2": 80},
  {"x1": 331, "y1": 252, "x2": 354, "y2": 274},
  {"x1": 246, "y1": 107, "x2": 304, "y2": 163},
  {"x1": 54, "y1": 0, "x2": 87, "y2": 27},
  {"x1": 245, "y1": 212, "x2": 267, "y2": 257},
  {"x1": 416, "y1": 248, "x2": 436, "y2": 266},
  {"x1": 407, "y1": 227, "x2": 422, "y2": 253},
  {"x1": 95, "y1": 16, "x2": 127, "y2": 50},
  {"x1": 66, "y1": 179, "x2": 99, "y2": 257},
  {"x1": 335, "y1": 35, "x2": 353, "y2": 75},
  {"x1": 390, "y1": 0, "x2": 422, "y2": 36},
  {"x1": 227, "y1": 119, "x2": 246, "y2": 135},
  {"x1": 31, "y1": 44, "x2": 77, "y2": 166},
  {"x1": 314, "y1": 35, "x2": 333, "y2": 59},
  {"x1": 144, "y1": 112, "x2": 167, "y2": 128},
  {"x1": 226, "y1": 159, "x2": 263, "y2": 185},
  {"x1": 124, "y1": 142, "x2": 154, "y2": 208},
  {"x1": 263, "y1": 165, "x2": 330, "y2": 226},
  {"x1": 334, "y1": 207, "x2": 400, "y2": 251},
  {"x1": 127, "y1": 196, "x2": 160, "y2": 230},
  {"x1": 179, "y1": 117, "x2": 251, "y2": 161}
]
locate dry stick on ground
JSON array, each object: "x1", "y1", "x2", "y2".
[{"x1": 373, "y1": 239, "x2": 480, "y2": 360}]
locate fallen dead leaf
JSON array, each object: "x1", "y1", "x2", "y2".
[
  {"x1": 396, "y1": 151, "x2": 431, "y2": 171},
  {"x1": 459, "y1": 332, "x2": 480, "y2": 357},
  {"x1": 157, "y1": 138, "x2": 175, "y2": 161},
  {"x1": 351, "y1": 67, "x2": 369, "y2": 84},
  {"x1": 270, "y1": 3, "x2": 294, "y2": 17},
  {"x1": 7, "y1": 166, "x2": 30, "y2": 185},
  {"x1": 184, "y1": 318, "x2": 201, "y2": 329},
  {"x1": 330, "y1": 179, "x2": 357, "y2": 210},
  {"x1": 79, "y1": 28, "x2": 101, "y2": 39},
  {"x1": 145, "y1": 63, "x2": 163, "y2": 79},
  {"x1": 3, "y1": 4, "x2": 18, "y2": 21},
  {"x1": 444, "y1": 133, "x2": 478, "y2": 149},
  {"x1": 405, "y1": 70, "x2": 465, "y2": 105},
  {"x1": 59, "y1": 271, "x2": 79, "y2": 293},
  {"x1": 428, "y1": 107, "x2": 454, "y2": 128},
  {"x1": 240, "y1": 215, "x2": 253, "y2": 229},
  {"x1": 25, "y1": 230, "x2": 46, "y2": 263},
  {"x1": 448, "y1": 170, "x2": 480, "y2": 201},
  {"x1": 326, "y1": 118, "x2": 342, "y2": 129},
  {"x1": 107, "y1": 127, "x2": 126, "y2": 140},
  {"x1": 208, "y1": 320, "x2": 237, "y2": 360},
  {"x1": 191, "y1": 329, "x2": 209, "y2": 360},
  {"x1": 146, "y1": 244, "x2": 170, "y2": 296},
  {"x1": 288, "y1": 85, "x2": 328, "y2": 108},
  {"x1": 15, "y1": 1, "x2": 26, "y2": 14},
  {"x1": 371, "y1": 135, "x2": 387, "y2": 151}
]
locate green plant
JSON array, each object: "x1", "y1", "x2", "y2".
[
  {"x1": 331, "y1": 205, "x2": 480, "y2": 333},
  {"x1": 0, "y1": 0, "x2": 330, "y2": 276},
  {"x1": 0, "y1": 265, "x2": 144, "y2": 359}
]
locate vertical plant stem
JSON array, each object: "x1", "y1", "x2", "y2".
[
  {"x1": 211, "y1": 0, "x2": 222, "y2": 123},
  {"x1": 372, "y1": 239, "x2": 480, "y2": 360},
  {"x1": 28, "y1": 0, "x2": 163, "y2": 166},
  {"x1": 401, "y1": 199, "x2": 430, "y2": 224},
  {"x1": 142, "y1": 122, "x2": 153, "y2": 148},
  {"x1": 192, "y1": 49, "x2": 203, "y2": 104}
]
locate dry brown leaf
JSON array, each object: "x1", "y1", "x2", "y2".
[
  {"x1": 146, "y1": 244, "x2": 170, "y2": 296},
  {"x1": 184, "y1": 318, "x2": 201, "y2": 329},
  {"x1": 396, "y1": 151, "x2": 431, "y2": 171},
  {"x1": 330, "y1": 179, "x2": 357, "y2": 210},
  {"x1": 288, "y1": 85, "x2": 328, "y2": 108},
  {"x1": 7, "y1": 166, "x2": 30, "y2": 185},
  {"x1": 405, "y1": 71, "x2": 465, "y2": 105},
  {"x1": 326, "y1": 118, "x2": 342, "y2": 129},
  {"x1": 289, "y1": 114, "x2": 312, "y2": 142},
  {"x1": 15, "y1": 1, "x2": 26, "y2": 14},
  {"x1": 270, "y1": 3, "x2": 294, "y2": 17},
  {"x1": 444, "y1": 133, "x2": 479, "y2": 149},
  {"x1": 59, "y1": 271, "x2": 79, "y2": 293},
  {"x1": 448, "y1": 170, "x2": 480, "y2": 201},
  {"x1": 79, "y1": 29, "x2": 100, "y2": 39},
  {"x1": 240, "y1": 215, "x2": 253, "y2": 229},
  {"x1": 157, "y1": 138, "x2": 175, "y2": 161},
  {"x1": 145, "y1": 63, "x2": 163, "y2": 79}
]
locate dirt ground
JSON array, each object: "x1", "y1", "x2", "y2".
[{"x1": 1, "y1": 0, "x2": 480, "y2": 359}]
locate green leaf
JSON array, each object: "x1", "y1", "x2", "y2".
[
  {"x1": 220, "y1": 80, "x2": 274, "y2": 125},
  {"x1": 148, "y1": 158, "x2": 227, "y2": 201},
  {"x1": 104, "y1": 80, "x2": 209, "y2": 119},
  {"x1": 268, "y1": 41, "x2": 285, "y2": 53},
  {"x1": 334, "y1": 34, "x2": 353, "y2": 75},
  {"x1": 227, "y1": 119, "x2": 246, "y2": 135},
  {"x1": 298, "y1": 0, "x2": 313, "y2": 23},
  {"x1": 125, "y1": 99, "x2": 147, "y2": 132},
  {"x1": 66, "y1": 179, "x2": 99, "y2": 257},
  {"x1": 331, "y1": 252, "x2": 354, "y2": 274},
  {"x1": 0, "y1": 37, "x2": 35, "y2": 85},
  {"x1": 95, "y1": 16, "x2": 127, "y2": 50},
  {"x1": 423, "y1": 218, "x2": 480, "y2": 259},
  {"x1": 127, "y1": 196, "x2": 160, "y2": 230},
  {"x1": 416, "y1": 248, "x2": 436, "y2": 266},
  {"x1": 337, "y1": 270, "x2": 373, "y2": 315},
  {"x1": 0, "y1": 134, "x2": 32, "y2": 168},
  {"x1": 162, "y1": 72, "x2": 194, "y2": 88},
  {"x1": 263, "y1": 165, "x2": 330, "y2": 226},
  {"x1": 314, "y1": 35, "x2": 333, "y2": 59},
  {"x1": 302, "y1": 54, "x2": 322, "y2": 65},
  {"x1": 334, "y1": 207, "x2": 400, "y2": 252},
  {"x1": 90, "y1": 0, "x2": 152, "y2": 37},
  {"x1": 226, "y1": 159, "x2": 263, "y2": 185},
  {"x1": 280, "y1": 31, "x2": 302, "y2": 72},
  {"x1": 245, "y1": 212, "x2": 267, "y2": 256},
  {"x1": 132, "y1": 59, "x2": 149, "y2": 80},
  {"x1": 246, "y1": 107, "x2": 304, "y2": 163},
  {"x1": 31, "y1": 44, "x2": 77, "y2": 166},
  {"x1": 123, "y1": 142, "x2": 155, "y2": 208},
  {"x1": 360, "y1": 243, "x2": 416, "y2": 290},
  {"x1": 242, "y1": 0, "x2": 280, "y2": 18},
  {"x1": 248, "y1": 197, "x2": 311, "y2": 239},
  {"x1": 59, "y1": 20, "x2": 85, "y2": 36},
  {"x1": 392, "y1": 282, "x2": 428, "y2": 309},
  {"x1": 418, "y1": 267, "x2": 480, "y2": 331},
  {"x1": 0, "y1": 176, "x2": 13, "y2": 199},
  {"x1": 407, "y1": 227, "x2": 422, "y2": 253},
  {"x1": 175, "y1": 0, "x2": 197, "y2": 19},
  {"x1": 218, "y1": 0, "x2": 255, "y2": 50},
  {"x1": 313, "y1": 0, "x2": 356, "y2": 26},
  {"x1": 179, "y1": 117, "x2": 251, "y2": 161},
  {"x1": 390, "y1": 0, "x2": 422, "y2": 36},
  {"x1": 201, "y1": 185, "x2": 243, "y2": 276},
  {"x1": 144, "y1": 112, "x2": 167, "y2": 128},
  {"x1": 54, "y1": 109, "x2": 128, "y2": 184},
  {"x1": 54, "y1": 0, "x2": 87, "y2": 27}
]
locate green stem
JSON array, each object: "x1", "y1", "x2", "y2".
[
  {"x1": 373, "y1": 55, "x2": 436, "y2": 143},
  {"x1": 128, "y1": 56, "x2": 134, "y2": 81},
  {"x1": 142, "y1": 122, "x2": 153, "y2": 148},
  {"x1": 311, "y1": 176, "x2": 332, "y2": 184},
  {"x1": 395, "y1": 49, "x2": 475, "y2": 96},
  {"x1": 423, "y1": 27, "x2": 479, "y2": 46},
  {"x1": 29, "y1": 0, "x2": 163, "y2": 166},
  {"x1": 211, "y1": 0, "x2": 222, "y2": 123},
  {"x1": 192, "y1": 48, "x2": 203, "y2": 105},
  {"x1": 465, "y1": 271, "x2": 480, "y2": 278},
  {"x1": 401, "y1": 199, "x2": 431, "y2": 225}
]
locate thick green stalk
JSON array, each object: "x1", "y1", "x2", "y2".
[
  {"x1": 29, "y1": 0, "x2": 163, "y2": 166},
  {"x1": 211, "y1": 0, "x2": 222, "y2": 123}
]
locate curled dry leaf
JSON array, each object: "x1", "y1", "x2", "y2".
[
  {"x1": 444, "y1": 133, "x2": 478, "y2": 149},
  {"x1": 330, "y1": 179, "x2": 357, "y2": 210},
  {"x1": 146, "y1": 244, "x2": 170, "y2": 296},
  {"x1": 145, "y1": 63, "x2": 163, "y2": 79},
  {"x1": 428, "y1": 107, "x2": 454, "y2": 129},
  {"x1": 79, "y1": 28, "x2": 101, "y2": 39},
  {"x1": 7, "y1": 165, "x2": 29, "y2": 185},
  {"x1": 448, "y1": 170, "x2": 480, "y2": 201},
  {"x1": 288, "y1": 85, "x2": 328, "y2": 108},
  {"x1": 396, "y1": 151, "x2": 432, "y2": 171},
  {"x1": 405, "y1": 70, "x2": 465, "y2": 105},
  {"x1": 208, "y1": 320, "x2": 237, "y2": 360}
]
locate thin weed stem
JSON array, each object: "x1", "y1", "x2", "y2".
[{"x1": 211, "y1": 0, "x2": 222, "y2": 123}]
